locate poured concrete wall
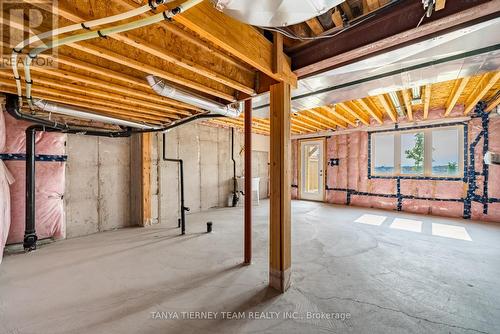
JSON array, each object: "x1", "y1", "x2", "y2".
[
  {"x1": 65, "y1": 135, "x2": 131, "y2": 238},
  {"x1": 154, "y1": 123, "x2": 269, "y2": 226}
]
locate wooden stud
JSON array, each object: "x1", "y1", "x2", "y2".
[
  {"x1": 273, "y1": 32, "x2": 284, "y2": 75},
  {"x1": 400, "y1": 89, "x2": 413, "y2": 121},
  {"x1": 445, "y1": 77, "x2": 469, "y2": 116},
  {"x1": 269, "y1": 81, "x2": 292, "y2": 293},
  {"x1": 464, "y1": 71, "x2": 500, "y2": 115},
  {"x1": 131, "y1": 133, "x2": 152, "y2": 227},
  {"x1": 376, "y1": 94, "x2": 397, "y2": 122},
  {"x1": 357, "y1": 98, "x2": 383, "y2": 123}
]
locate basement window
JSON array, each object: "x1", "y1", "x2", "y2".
[{"x1": 370, "y1": 125, "x2": 464, "y2": 178}]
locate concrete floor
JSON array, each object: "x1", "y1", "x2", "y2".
[{"x1": 1, "y1": 200, "x2": 500, "y2": 334}]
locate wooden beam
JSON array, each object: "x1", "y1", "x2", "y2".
[
  {"x1": 365, "y1": 0, "x2": 381, "y2": 11},
  {"x1": 307, "y1": 108, "x2": 346, "y2": 128},
  {"x1": 305, "y1": 18, "x2": 324, "y2": 36},
  {"x1": 464, "y1": 71, "x2": 500, "y2": 115},
  {"x1": 331, "y1": 8, "x2": 344, "y2": 27},
  {"x1": 273, "y1": 32, "x2": 284, "y2": 75},
  {"x1": 269, "y1": 81, "x2": 291, "y2": 293},
  {"x1": 320, "y1": 106, "x2": 354, "y2": 127},
  {"x1": 131, "y1": 133, "x2": 152, "y2": 227},
  {"x1": 244, "y1": 100, "x2": 252, "y2": 265},
  {"x1": 485, "y1": 94, "x2": 500, "y2": 113},
  {"x1": 436, "y1": 0, "x2": 446, "y2": 11},
  {"x1": 337, "y1": 102, "x2": 370, "y2": 125},
  {"x1": 423, "y1": 85, "x2": 432, "y2": 119},
  {"x1": 400, "y1": 89, "x2": 413, "y2": 121},
  {"x1": 291, "y1": 117, "x2": 320, "y2": 132},
  {"x1": 357, "y1": 98, "x2": 383, "y2": 124},
  {"x1": 174, "y1": 1, "x2": 297, "y2": 87},
  {"x1": 445, "y1": 77, "x2": 469, "y2": 116},
  {"x1": 376, "y1": 94, "x2": 397, "y2": 122}
]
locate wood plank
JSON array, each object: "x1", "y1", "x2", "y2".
[
  {"x1": 485, "y1": 94, "x2": 500, "y2": 112},
  {"x1": 273, "y1": 32, "x2": 284, "y2": 75},
  {"x1": 436, "y1": 0, "x2": 446, "y2": 11},
  {"x1": 141, "y1": 133, "x2": 152, "y2": 226},
  {"x1": 174, "y1": 1, "x2": 297, "y2": 87},
  {"x1": 307, "y1": 108, "x2": 346, "y2": 128},
  {"x1": 291, "y1": 116, "x2": 325, "y2": 132},
  {"x1": 423, "y1": 85, "x2": 432, "y2": 119},
  {"x1": 269, "y1": 81, "x2": 291, "y2": 293},
  {"x1": 400, "y1": 89, "x2": 413, "y2": 121},
  {"x1": 464, "y1": 71, "x2": 500, "y2": 115},
  {"x1": 296, "y1": 114, "x2": 330, "y2": 130},
  {"x1": 357, "y1": 98, "x2": 383, "y2": 123},
  {"x1": 70, "y1": 42, "x2": 236, "y2": 102},
  {"x1": 305, "y1": 18, "x2": 324, "y2": 36},
  {"x1": 445, "y1": 77, "x2": 469, "y2": 116},
  {"x1": 320, "y1": 106, "x2": 354, "y2": 127},
  {"x1": 337, "y1": 102, "x2": 370, "y2": 125},
  {"x1": 376, "y1": 94, "x2": 397, "y2": 122},
  {"x1": 331, "y1": 7, "x2": 344, "y2": 27}
]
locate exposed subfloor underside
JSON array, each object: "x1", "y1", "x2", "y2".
[{"x1": 1, "y1": 200, "x2": 500, "y2": 334}]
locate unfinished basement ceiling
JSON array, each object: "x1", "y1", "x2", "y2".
[{"x1": 251, "y1": 18, "x2": 500, "y2": 118}]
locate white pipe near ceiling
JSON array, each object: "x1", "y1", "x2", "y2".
[
  {"x1": 388, "y1": 91, "x2": 405, "y2": 117},
  {"x1": 147, "y1": 75, "x2": 242, "y2": 118},
  {"x1": 33, "y1": 100, "x2": 159, "y2": 130}
]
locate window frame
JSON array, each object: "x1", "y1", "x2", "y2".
[{"x1": 369, "y1": 124, "x2": 465, "y2": 180}]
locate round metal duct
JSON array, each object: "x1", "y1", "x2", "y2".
[{"x1": 212, "y1": 0, "x2": 344, "y2": 27}]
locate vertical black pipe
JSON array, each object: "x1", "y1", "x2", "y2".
[
  {"x1": 231, "y1": 127, "x2": 238, "y2": 207},
  {"x1": 162, "y1": 132, "x2": 188, "y2": 235},
  {"x1": 24, "y1": 125, "x2": 40, "y2": 251}
]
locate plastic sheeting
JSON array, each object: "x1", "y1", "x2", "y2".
[
  {"x1": 0, "y1": 105, "x2": 14, "y2": 263},
  {"x1": 1, "y1": 109, "x2": 66, "y2": 250},
  {"x1": 293, "y1": 114, "x2": 500, "y2": 222}
]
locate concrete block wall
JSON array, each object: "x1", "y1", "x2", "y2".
[
  {"x1": 153, "y1": 123, "x2": 269, "y2": 226},
  {"x1": 65, "y1": 135, "x2": 131, "y2": 238}
]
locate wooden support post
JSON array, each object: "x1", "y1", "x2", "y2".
[
  {"x1": 244, "y1": 99, "x2": 252, "y2": 265},
  {"x1": 269, "y1": 81, "x2": 292, "y2": 293},
  {"x1": 131, "y1": 133, "x2": 152, "y2": 226}
]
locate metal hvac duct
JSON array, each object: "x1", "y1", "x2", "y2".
[
  {"x1": 147, "y1": 75, "x2": 242, "y2": 118},
  {"x1": 33, "y1": 100, "x2": 159, "y2": 130},
  {"x1": 211, "y1": 0, "x2": 343, "y2": 27}
]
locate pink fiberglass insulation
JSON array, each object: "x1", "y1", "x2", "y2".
[
  {"x1": 5, "y1": 161, "x2": 65, "y2": 244},
  {"x1": 296, "y1": 115, "x2": 500, "y2": 222},
  {"x1": 1, "y1": 110, "x2": 66, "y2": 245},
  {"x1": 1, "y1": 105, "x2": 14, "y2": 263}
]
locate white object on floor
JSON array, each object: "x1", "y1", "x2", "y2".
[{"x1": 236, "y1": 177, "x2": 260, "y2": 205}]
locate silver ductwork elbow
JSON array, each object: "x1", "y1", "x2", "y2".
[
  {"x1": 147, "y1": 75, "x2": 242, "y2": 118},
  {"x1": 34, "y1": 99, "x2": 158, "y2": 130}
]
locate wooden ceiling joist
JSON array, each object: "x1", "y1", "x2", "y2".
[
  {"x1": 336, "y1": 102, "x2": 370, "y2": 126},
  {"x1": 445, "y1": 77, "x2": 469, "y2": 116},
  {"x1": 485, "y1": 94, "x2": 500, "y2": 113},
  {"x1": 356, "y1": 98, "x2": 383, "y2": 124},
  {"x1": 464, "y1": 71, "x2": 500, "y2": 115},
  {"x1": 305, "y1": 18, "x2": 324, "y2": 36},
  {"x1": 296, "y1": 113, "x2": 331, "y2": 130},
  {"x1": 400, "y1": 89, "x2": 413, "y2": 121},
  {"x1": 307, "y1": 108, "x2": 345, "y2": 128},
  {"x1": 320, "y1": 106, "x2": 354, "y2": 127},
  {"x1": 69, "y1": 42, "x2": 236, "y2": 102},
  {"x1": 376, "y1": 94, "x2": 397, "y2": 122}
]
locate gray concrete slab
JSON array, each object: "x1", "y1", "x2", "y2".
[{"x1": 1, "y1": 200, "x2": 499, "y2": 334}]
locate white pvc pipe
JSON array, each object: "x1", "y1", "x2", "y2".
[
  {"x1": 12, "y1": 1, "x2": 170, "y2": 106},
  {"x1": 34, "y1": 99, "x2": 159, "y2": 130},
  {"x1": 23, "y1": 0, "x2": 204, "y2": 108},
  {"x1": 147, "y1": 75, "x2": 242, "y2": 118}
]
